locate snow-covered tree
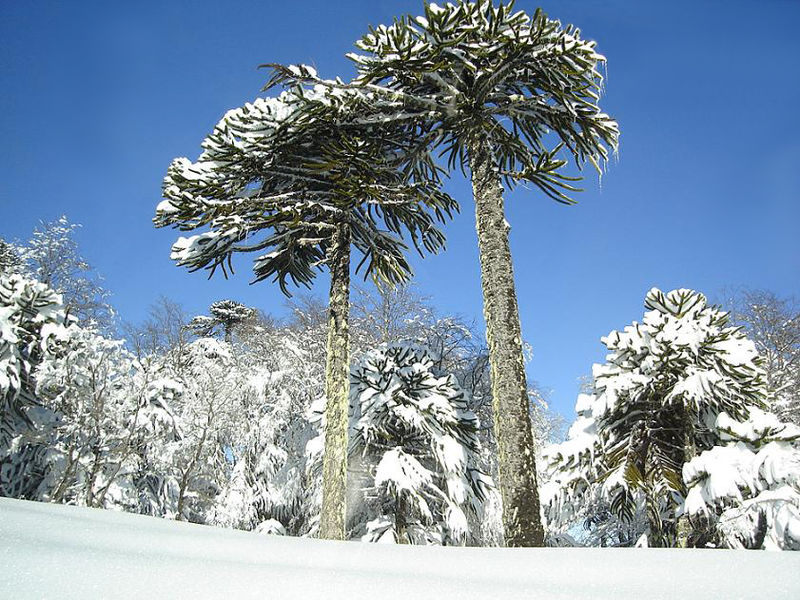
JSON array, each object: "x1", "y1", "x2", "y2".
[
  {"x1": 544, "y1": 288, "x2": 771, "y2": 548},
  {"x1": 150, "y1": 338, "x2": 243, "y2": 522},
  {"x1": 35, "y1": 326, "x2": 140, "y2": 508},
  {"x1": 123, "y1": 296, "x2": 191, "y2": 363},
  {"x1": 297, "y1": 0, "x2": 619, "y2": 547},
  {"x1": 349, "y1": 283, "x2": 562, "y2": 545},
  {"x1": 725, "y1": 289, "x2": 799, "y2": 427},
  {"x1": 19, "y1": 217, "x2": 113, "y2": 329},
  {"x1": 0, "y1": 274, "x2": 70, "y2": 499},
  {"x1": 1, "y1": 273, "x2": 185, "y2": 513},
  {"x1": 0, "y1": 238, "x2": 24, "y2": 275},
  {"x1": 130, "y1": 375, "x2": 183, "y2": 517},
  {"x1": 211, "y1": 324, "x2": 323, "y2": 536},
  {"x1": 188, "y1": 300, "x2": 258, "y2": 343},
  {"x1": 155, "y1": 86, "x2": 456, "y2": 540},
  {"x1": 348, "y1": 344, "x2": 492, "y2": 545}
]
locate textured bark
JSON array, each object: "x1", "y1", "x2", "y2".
[
  {"x1": 467, "y1": 136, "x2": 545, "y2": 547},
  {"x1": 319, "y1": 223, "x2": 351, "y2": 540}
]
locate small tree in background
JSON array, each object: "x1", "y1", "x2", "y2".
[
  {"x1": 189, "y1": 300, "x2": 258, "y2": 343},
  {"x1": 19, "y1": 217, "x2": 113, "y2": 330},
  {"x1": 0, "y1": 238, "x2": 24, "y2": 275},
  {"x1": 724, "y1": 289, "x2": 799, "y2": 427}
]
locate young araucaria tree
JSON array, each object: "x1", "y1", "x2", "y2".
[
  {"x1": 349, "y1": 344, "x2": 492, "y2": 545},
  {"x1": 154, "y1": 84, "x2": 456, "y2": 539},
  {"x1": 315, "y1": 0, "x2": 618, "y2": 546},
  {"x1": 543, "y1": 288, "x2": 772, "y2": 547}
]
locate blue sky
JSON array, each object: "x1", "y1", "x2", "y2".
[{"x1": 2, "y1": 1, "x2": 798, "y2": 422}]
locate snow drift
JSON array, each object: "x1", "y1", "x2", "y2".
[{"x1": 1, "y1": 498, "x2": 798, "y2": 599}]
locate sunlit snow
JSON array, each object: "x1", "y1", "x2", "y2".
[{"x1": 1, "y1": 498, "x2": 799, "y2": 600}]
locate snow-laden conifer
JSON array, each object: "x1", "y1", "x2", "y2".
[
  {"x1": 188, "y1": 300, "x2": 258, "y2": 343},
  {"x1": 0, "y1": 274, "x2": 70, "y2": 499},
  {"x1": 349, "y1": 344, "x2": 492, "y2": 544},
  {"x1": 682, "y1": 408, "x2": 800, "y2": 549},
  {"x1": 544, "y1": 288, "x2": 774, "y2": 547},
  {"x1": 268, "y1": 0, "x2": 620, "y2": 547}
]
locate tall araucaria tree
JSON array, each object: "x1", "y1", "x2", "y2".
[
  {"x1": 282, "y1": 0, "x2": 619, "y2": 546},
  {"x1": 154, "y1": 84, "x2": 456, "y2": 539}
]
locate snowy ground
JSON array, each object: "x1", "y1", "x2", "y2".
[{"x1": 1, "y1": 498, "x2": 798, "y2": 600}]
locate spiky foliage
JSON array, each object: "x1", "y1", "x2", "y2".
[
  {"x1": 188, "y1": 300, "x2": 257, "y2": 343},
  {"x1": 544, "y1": 288, "x2": 768, "y2": 547},
  {"x1": 155, "y1": 83, "x2": 456, "y2": 540},
  {"x1": 155, "y1": 85, "x2": 456, "y2": 293},
  {"x1": 271, "y1": 1, "x2": 619, "y2": 199},
  {"x1": 683, "y1": 409, "x2": 800, "y2": 550},
  {"x1": 349, "y1": 344, "x2": 492, "y2": 545},
  {"x1": 0, "y1": 274, "x2": 70, "y2": 499}
]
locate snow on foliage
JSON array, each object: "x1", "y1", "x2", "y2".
[
  {"x1": 349, "y1": 344, "x2": 492, "y2": 545},
  {"x1": 188, "y1": 300, "x2": 258, "y2": 343},
  {"x1": 725, "y1": 289, "x2": 800, "y2": 427},
  {"x1": 543, "y1": 288, "x2": 799, "y2": 549},
  {"x1": 683, "y1": 409, "x2": 800, "y2": 550},
  {"x1": 0, "y1": 274, "x2": 69, "y2": 499},
  {"x1": 210, "y1": 319, "x2": 324, "y2": 536},
  {"x1": 155, "y1": 83, "x2": 455, "y2": 293},
  {"x1": 338, "y1": 0, "x2": 619, "y2": 194},
  {"x1": 18, "y1": 217, "x2": 113, "y2": 329}
]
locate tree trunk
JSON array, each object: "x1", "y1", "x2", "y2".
[
  {"x1": 645, "y1": 486, "x2": 665, "y2": 548},
  {"x1": 319, "y1": 223, "x2": 351, "y2": 540},
  {"x1": 395, "y1": 492, "x2": 408, "y2": 544},
  {"x1": 676, "y1": 416, "x2": 697, "y2": 548},
  {"x1": 467, "y1": 135, "x2": 545, "y2": 547}
]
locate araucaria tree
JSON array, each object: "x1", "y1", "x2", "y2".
[
  {"x1": 188, "y1": 300, "x2": 258, "y2": 343},
  {"x1": 331, "y1": 0, "x2": 619, "y2": 546},
  {"x1": 543, "y1": 288, "x2": 772, "y2": 547},
  {"x1": 154, "y1": 85, "x2": 455, "y2": 539},
  {"x1": 349, "y1": 344, "x2": 492, "y2": 544}
]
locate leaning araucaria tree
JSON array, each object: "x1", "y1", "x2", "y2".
[
  {"x1": 154, "y1": 84, "x2": 456, "y2": 539},
  {"x1": 275, "y1": 0, "x2": 619, "y2": 546}
]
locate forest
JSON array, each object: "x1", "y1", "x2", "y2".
[{"x1": 1, "y1": 0, "x2": 798, "y2": 562}]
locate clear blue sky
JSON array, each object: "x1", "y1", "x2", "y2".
[{"x1": 2, "y1": 1, "x2": 798, "y2": 422}]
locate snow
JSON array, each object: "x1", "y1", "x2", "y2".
[{"x1": 1, "y1": 498, "x2": 799, "y2": 599}]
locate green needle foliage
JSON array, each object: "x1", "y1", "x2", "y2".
[{"x1": 155, "y1": 85, "x2": 456, "y2": 293}]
